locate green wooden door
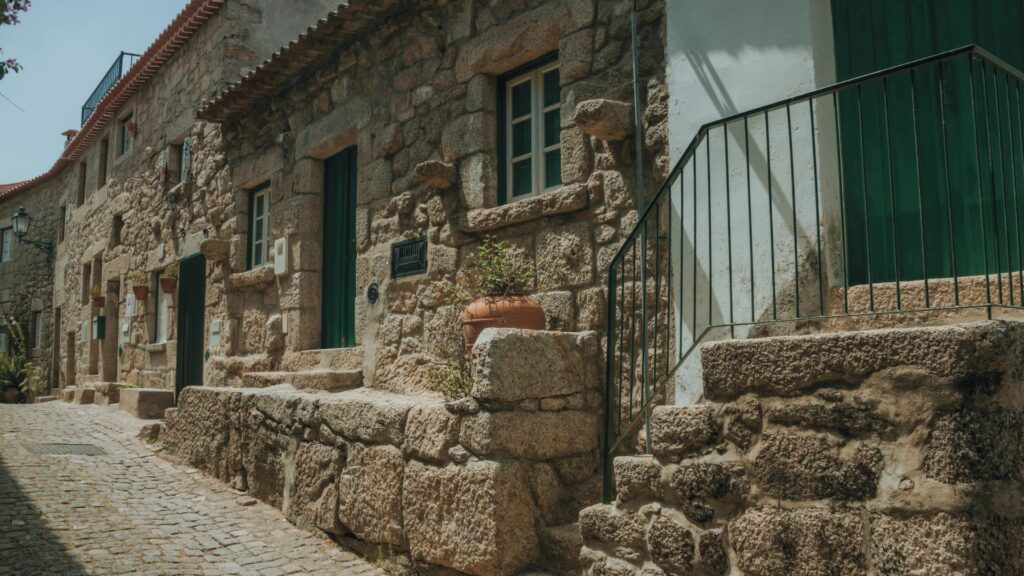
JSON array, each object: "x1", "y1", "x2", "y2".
[
  {"x1": 832, "y1": 0, "x2": 1024, "y2": 285},
  {"x1": 322, "y1": 147, "x2": 357, "y2": 348},
  {"x1": 174, "y1": 253, "x2": 206, "y2": 399}
]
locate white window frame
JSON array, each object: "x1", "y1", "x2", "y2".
[
  {"x1": 249, "y1": 186, "x2": 270, "y2": 269},
  {"x1": 1, "y1": 228, "x2": 11, "y2": 262},
  {"x1": 505, "y1": 60, "x2": 561, "y2": 201},
  {"x1": 118, "y1": 113, "x2": 134, "y2": 157}
]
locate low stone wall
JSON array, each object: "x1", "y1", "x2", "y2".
[
  {"x1": 161, "y1": 328, "x2": 602, "y2": 575},
  {"x1": 582, "y1": 320, "x2": 1024, "y2": 575}
]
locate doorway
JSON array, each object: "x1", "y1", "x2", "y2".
[
  {"x1": 102, "y1": 280, "x2": 119, "y2": 382},
  {"x1": 321, "y1": 147, "x2": 357, "y2": 348},
  {"x1": 832, "y1": 0, "x2": 1024, "y2": 285},
  {"x1": 174, "y1": 253, "x2": 206, "y2": 399}
]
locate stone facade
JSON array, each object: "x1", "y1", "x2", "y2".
[
  {"x1": 582, "y1": 320, "x2": 1024, "y2": 575},
  {"x1": 162, "y1": 328, "x2": 603, "y2": 575},
  {"x1": 207, "y1": 0, "x2": 667, "y2": 393},
  {"x1": 0, "y1": 179, "x2": 60, "y2": 388},
  {"x1": 37, "y1": 0, "x2": 336, "y2": 391}
]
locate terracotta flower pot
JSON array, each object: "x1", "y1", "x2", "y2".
[
  {"x1": 462, "y1": 294, "x2": 546, "y2": 348},
  {"x1": 132, "y1": 285, "x2": 149, "y2": 301},
  {"x1": 2, "y1": 385, "x2": 21, "y2": 404},
  {"x1": 160, "y1": 276, "x2": 177, "y2": 294},
  {"x1": 92, "y1": 296, "x2": 105, "y2": 309}
]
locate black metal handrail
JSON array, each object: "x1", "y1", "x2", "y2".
[
  {"x1": 81, "y1": 52, "x2": 140, "y2": 126},
  {"x1": 603, "y1": 44, "x2": 1024, "y2": 500}
]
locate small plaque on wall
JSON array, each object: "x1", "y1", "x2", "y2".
[{"x1": 391, "y1": 237, "x2": 428, "y2": 279}]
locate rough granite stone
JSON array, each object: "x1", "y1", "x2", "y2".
[
  {"x1": 701, "y1": 321, "x2": 1024, "y2": 400},
  {"x1": 402, "y1": 403, "x2": 459, "y2": 463},
  {"x1": 471, "y1": 328, "x2": 597, "y2": 402},
  {"x1": 649, "y1": 405, "x2": 718, "y2": 458},
  {"x1": 753, "y1": 432, "x2": 883, "y2": 501},
  {"x1": 730, "y1": 508, "x2": 866, "y2": 576},
  {"x1": 460, "y1": 409, "x2": 599, "y2": 460},
  {"x1": 318, "y1": 389, "x2": 418, "y2": 445},
  {"x1": 403, "y1": 460, "x2": 537, "y2": 576},
  {"x1": 337, "y1": 443, "x2": 404, "y2": 546},
  {"x1": 647, "y1": 514, "x2": 695, "y2": 574},
  {"x1": 613, "y1": 455, "x2": 662, "y2": 502},
  {"x1": 924, "y1": 409, "x2": 1024, "y2": 483}
]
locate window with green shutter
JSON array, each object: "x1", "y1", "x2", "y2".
[{"x1": 247, "y1": 182, "x2": 270, "y2": 269}]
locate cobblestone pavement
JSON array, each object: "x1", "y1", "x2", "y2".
[{"x1": 0, "y1": 401, "x2": 387, "y2": 576}]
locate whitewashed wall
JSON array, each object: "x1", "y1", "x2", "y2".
[{"x1": 664, "y1": 0, "x2": 838, "y2": 403}]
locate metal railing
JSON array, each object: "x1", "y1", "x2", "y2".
[
  {"x1": 80, "y1": 52, "x2": 140, "y2": 126},
  {"x1": 604, "y1": 45, "x2": 1024, "y2": 499}
]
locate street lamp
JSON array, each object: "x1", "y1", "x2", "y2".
[{"x1": 10, "y1": 207, "x2": 53, "y2": 256}]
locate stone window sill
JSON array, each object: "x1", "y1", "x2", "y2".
[
  {"x1": 229, "y1": 265, "x2": 275, "y2": 290},
  {"x1": 143, "y1": 342, "x2": 167, "y2": 354},
  {"x1": 460, "y1": 183, "x2": 588, "y2": 233}
]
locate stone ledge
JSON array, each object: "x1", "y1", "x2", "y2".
[
  {"x1": 228, "y1": 265, "x2": 276, "y2": 290},
  {"x1": 459, "y1": 183, "x2": 587, "y2": 232},
  {"x1": 119, "y1": 388, "x2": 175, "y2": 419},
  {"x1": 702, "y1": 320, "x2": 1024, "y2": 401},
  {"x1": 472, "y1": 328, "x2": 600, "y2": 402}
]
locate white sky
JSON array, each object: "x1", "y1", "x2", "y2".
[{"x1": 0, "y1": 1, "x2": 189, "y2": 183}]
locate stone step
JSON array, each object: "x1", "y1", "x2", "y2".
[
  {"x1": 119, "y1": 388, "x2": 175, "y2": 420},
  {"x1": 241, "y1": 369, "x2": 363, "y2": 392},
  {"x1": 35, "y1": 395, "x2": 59, "y2": 403},
  {"x1": 539, "y1": 523, "x2": 583, "y2": 576},
  {"x1": 94, "y1": 382, "x2": 125, "y2": 406},
  {"x1": 280, "y1": 346, "x2": 364, "y2": 371}
]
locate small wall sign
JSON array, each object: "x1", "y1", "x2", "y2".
[{"x1": 391, "y1": 237, "x2": 428, "y2": 279}]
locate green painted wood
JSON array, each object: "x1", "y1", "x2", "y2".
[
  {"x1": 174, "y1": 253, "x2": 206, "y2": 399},
  {"x1": 832, "y1": 0, "x2": 1024, "y2": 286},
  {"x1": 322, "y1": 147, "x2": 357, "y2": 348}
]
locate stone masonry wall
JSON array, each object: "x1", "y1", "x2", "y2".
[
  {"x1": 161, "y1": 328, "x2": 602, "y2": 575},
  {"x1": 0, "y1": 178, "x2": 60, "y2": 389},
  {"x1": 214, "y1": 0, "x2": 667, "y2": 392},
  {"x1": 48, "y1": 0, "x2": 335, "y2": 391},
  {"x1": 581, "y1": 320, "x2": 1024, "y2": 575}
]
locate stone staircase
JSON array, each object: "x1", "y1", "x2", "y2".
[
  {"x1": 582, "y1": 320, "x2": 1024, "y2": 575},
  {"x1": 208, "y1": 346, "x2": 365, "y2": 392}
]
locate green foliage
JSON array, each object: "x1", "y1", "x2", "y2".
[
  {"x1": 0, "y1": 1, "x2": 30, "y2": 81},
  {"x1": 163, "y1": 261, "x2": 179, "y2": 277},
  {"x1": 427, "y1": 359, "x2": 474, "y2": 401},
  {"x1": 0, "y1": 317, "x2": 41, "y2": 402},
  {"x1": 89, "y1": 284, "x2": 103, "y2": 298},
  {"x1": 465, "y1": 237, "x2": 535, "y2": 296},
  {"x1": 432, "y1": 237, "x2": 535, "y2": 306},
  {"x1": 127, "y1": 270, "x2": 148, "y2": 285}
]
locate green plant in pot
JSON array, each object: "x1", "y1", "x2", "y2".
[
  {"x1": 433, "y1": 237, "x2": 544, "y2": 349},
  {"x1": 127, "y1": 270, "x2": 149, "y2": 301},
  {"x1": 89, "y1": 284, "x2": 104, "y2": 308},
  {"x1": 160, "y1": 261, "x2": 178, "y2": 294}
]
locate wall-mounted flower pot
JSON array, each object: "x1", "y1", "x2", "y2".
[
  {"x1": 462, "y1": 295, "x2": 546, "y2": 349},
  {"x1": 92, "y1": 296, "x2": 106, "y2": 309},
  {"x1": 160, "y1": 276, "x2": 177, "y2": 294},
  {"x1": 132, "y1": 285, "x2": 149, "y2": 301}
]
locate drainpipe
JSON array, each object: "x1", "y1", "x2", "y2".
[{"x1": 631, "y1": 0, "x2": 651, "y2": 455}]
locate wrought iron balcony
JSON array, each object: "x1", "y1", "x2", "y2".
[{"x1": 80, "y1": 52, "x2": 140, "y2": 126}]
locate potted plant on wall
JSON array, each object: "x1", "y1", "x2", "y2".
[
  {"x1": 128, "y1": 270, "x2": 149, "y2": 301},
  {"x1": 434, "y1": 237, "x2": 545, "y2": 349},
  {"x1": 160, "y1": 261, "x2": 178, "y2": 294},
  {"x1": 90, "y1": 285, "x2": 105, "y2": 309}
]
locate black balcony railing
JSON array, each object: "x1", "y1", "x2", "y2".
[
  {"x1": 604, "y1": 45, "x2": 1024, "y2": 500},
  {"x1": 80, "y1": 52, "x2": 140, "y2": 126}
]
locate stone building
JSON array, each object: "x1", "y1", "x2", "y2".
[
  {"x1": 0, "y1": 0, "x2": 338, "y2": 391},
  {"x1": 6, "y1": 0, "x2": 1024, "y2": 573}
]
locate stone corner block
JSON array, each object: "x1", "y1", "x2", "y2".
[
  {"x1": 404, "y1": 460, "x2": 538, "y2": 576},
  {"x1": 649, "y1": 405, "x2": 719, "y2": 459},
  {"x1": 460, "y1": 409, "x2": 599, "y2": 460},
  {"x1": 119, "y1": 388, "x2": 175, "y2": 420},
  {"x1": 471, "y1": 328, "x2": 599, "y2": 402}
]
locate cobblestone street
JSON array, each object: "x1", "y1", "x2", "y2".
[{"x1": 0, "y1": 401, "x2": 386, "y2": 575}]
